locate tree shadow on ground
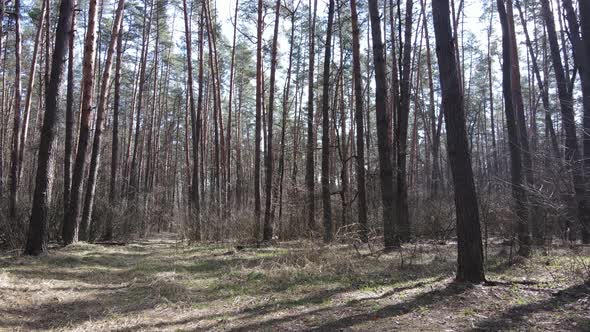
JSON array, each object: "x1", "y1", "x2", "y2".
[
  {"x1": 228, "y1": 279, "x2": 470, "y2": 331},
  {"x1": 8, "y1": 241, "x2": 566, "y2": 331},
  {"x1": 470, "y1": 282, "x2": 590, "y2": 331}
]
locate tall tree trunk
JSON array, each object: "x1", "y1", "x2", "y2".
[
  {"x1": 25, "y1": 0, "x2": 75, "y2": 256},
  {"x1": 254, "y1": 0, "x2": 263, "y2": 240},
  {"x1": 106, "y1": 17, "x2": 124, "y2": 241},
  {"x1": 421, "y1": 0, "x2": 440, "y2": 197},
  {"x1": 498, "y1": 0, "x2": 531, "y2": 257},
  {"x1": 541, "y1": 0, "x2": 588, "y2": 242},
  {"x1": 562, "y1": 0, "x2": 590, "y2": 242},
  {"x1": 196, "y1": 4, "x2": 204, "y2": 218},
  {"x1": 274, "y1": 3, "x2": 298, "y2": 236},
  {"x1": 227, "y1": 0, "x2": 239, "y2": 214},
  {"x1": 263, "y1": 0, "x2": 281, "y2": 242},
  {"x1": 64, "y1": 2, "x2": 76, "y2": 221},
  {"x1": 396, "y1": 0, "x2": 413, "y2": 242},
  {"x1": 145, "y1": 5, "x2": 160, "y2": 192},
  {"x1": 350, "y1": 0, "x2": 368, "y2": 243},
  {"x1": 432, "y1": 0, "x2": 485, "y2": 283},
  {"x1": 129, "y1": 0, "x2": 153, "y2": 196},
  {"x1": 9, "y1": 0, "x2": 22, "y2": 218},
  {"x1": 17, "y1": 0, "x2": 46, "y2": 184},
  {"x1": 0, "y1": 0, "x2": 4, "y2": 195},
  {"x1": 487, "y1": 2, "x2": 498, "y2": 177},
  {"x1": 182, "y1": 0, "x2": 201, "y2": 240},
  {"x1": 506, "y1": 0, "x2": 537, "y2": 244},
  {"x1": 305, "y1": 0, "x2": 318, "y2": 234},
  {"x1": 321, "y1": 0, "x2": 335, "y2": 243},
  {"x1": 79, "y1": 0, "x2": 126, "y2": 240},
  {"x1": 62, "y1": 0, "x2": 99, "y2": 245},
  {"x1": 368, "y1": 0, "x2": 397, "y2": 249}
]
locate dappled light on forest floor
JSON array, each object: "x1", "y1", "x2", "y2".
[{"x1": 0, "y1": 237, "x2": 589, "y2": 331}]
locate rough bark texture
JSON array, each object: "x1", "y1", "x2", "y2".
[
  {"x1": 25, "y1": 0, "x2": 75, "y2": 256},
  {"x1": 498, "y1": 0, "x2": 531, "y2": 257},
  {"x1": 396, "y1": 0, "x2": 414, "y2": 243},
  {"x1": 541, "y1": 0, "x2": 588, "y2": 242},
  {"x1": 9, "y1": 0, "x2": 22, "y2": 218},
  {"x1": 368, "y1": 0, "x2": 397, "y2": 249},
  {"x1": 182, "y1": 0, "x2": 200, "y2": 240},
  {"x1": 64, "y1": 2, "x2": 76, "y2": 217},
  {"x1": 432, "y1": 0, "x2": 485, "y2": 283},
  {"x1": 62, "y1": 0, "x2": 99, "y2": 245},
  {"x1": 350, "y1": 0, "x2": 368, "y2": 243},
  {"x1": 106, "y1": 19, "x2": 123, "y2": 241},
  {"x1": 79, "y1": 0, "x2": 126, "y2": 240},
  {"x1": 321, "y1": 0, "x2": 335, "y2": 243},
  {"x1": 562, "y1": 0, "x2": 590, "y2": 243},
  {"x1": 17, "y1": 0, "x2": 46, "y2": 183},
  {"x1": 254, "y1": 0, "x2": 263, "y2": 240},
  {"x1": 305, "y1": 0, "x2": 318, "y2": 233},
  {"x1": 263, "y1": 0, "x2": 281, "y2": 242}
]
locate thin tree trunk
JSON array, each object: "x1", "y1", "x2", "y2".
[
  {"x1": 106, "y1": 17, "x2": 124, "y2": 240},
  {"x1": 182, "y1": 0, "x2": 201, "y2": 240},
  {"x1": 17, "y1": 0, "x2": 46, "y2": 185},
  {"x1": 368, "y1": 0, "x2": 397, "y2": 249},
  {"x1": 227, "y1": 0, "x2": 239, "y2": 214},
  {"x1": 350, "y1": 0, "x2": 368, "y2": 243},
  {"x1": 130, "y1": 0, "x2": 154, "y2": 196},
  {"x1": 541, "y1": 0, "x2": 588, "y2": 242},
  {"x1": 305, "y1": 0, "x2": 318, "y2": 234},
  {"x1": 64, "y1": 2, "x2": 76, "y2": 220},
  {"x1": 263, "y1": 0, "x2": 281, "y2": 242},
  {"x1": 498, "y1": 0, "x2": 531, "y2": 257},
  {"x1": 254, "y1": 0, "x2": 263, "y2": 240},
  {"x1": 9, "y1": 0, "x2": 22, "y2": 218},
  {"x1": 487, "y1": 2, "x2": 498, "y2": 177},
  {"x1": 321, "y1": 0, "x2": 335, "y2": 243},
  {"x1": 79, "y1": 0, "x2": 126, "y2": 240},
  {"x1": 62, "y1": 0, "x2": 100, "y2": 244},
  {"x1": 562, "y1": 0, "x2": 590, "y2": 242},
  {"x1": 395, "y1": 0, "x2": 413, "y2": 242}
]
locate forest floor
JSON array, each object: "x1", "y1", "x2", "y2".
[{"x1": 0, "y1": 234, "x2": 589, "y2": 331}]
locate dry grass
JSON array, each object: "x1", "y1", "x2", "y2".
[{"x1": 0, "y1": 235, "x2": 589, "y2": 331}]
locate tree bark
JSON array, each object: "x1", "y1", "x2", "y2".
[
  {"x1": 321, "y1": 0, "x2": 335, "y2": 243},
  {"x1": 368, "y1": 0, "x2": 397, "y2": 249},
  {"x1": 129, "y1": 0, "x2": 154, "y2": 196},
  {"x1": 64, "y1": 1, "x2": 76, "y2": 221},
  {"x1": 9, "y1": 0, "x2": 22, "y2": 218},
  {"x1": 62, "y1": 0, "x2": 100, "y2": 245},
  {"x1": 17, "y1": 0, "x2": 46, "y2": 185},
  {"x1": 25, "y1": 0, "x2": 75, "y2": 255},
  {"x1": 106, "y1": 17, "x2": 124, "y2": 241},
  {"x1": 254, "y1": 0, "x2": 263, "y2": 240},
  {"x1": 263, "y1": 0, "x2": 281, "y2": 242},
  {"x1": 562, "y1": 0, "x2": 590, "y2": 242},
  {"x1": 498, "y1": 0, "x2": 531, "y2": 257},
  {"x1": 432, "y1": 0, "x2": 485, "y2": 283},
  {"x1": 541, "y1": 0, "x2": 588, "y2": 242},
  {"x1": 396, "y1": 0, "x2": 414, "y2": 242},
  {"x1": 79, "y1": 0, "x2": 126, "y2": 240},
  {"x1": 305, "y1": 0, "x2": 318, "y2": 233},
  {"x1": 350, "y1": 0, "x2": 368, "y2": 243},
  {"x1": 182, "y1": 0, "x2": 200, "y2": 240}
]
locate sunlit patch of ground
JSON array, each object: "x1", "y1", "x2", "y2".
[{"x1": 0, "y1": 235, "x2": 588, "y2": 331}]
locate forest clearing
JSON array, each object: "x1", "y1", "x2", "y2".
[
  {"x1": 2, "y1": 0, "x2": 590, "y2": 329},
  {"x1": 1, "y1": 236, "x2": 589, "y2": 331}
]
